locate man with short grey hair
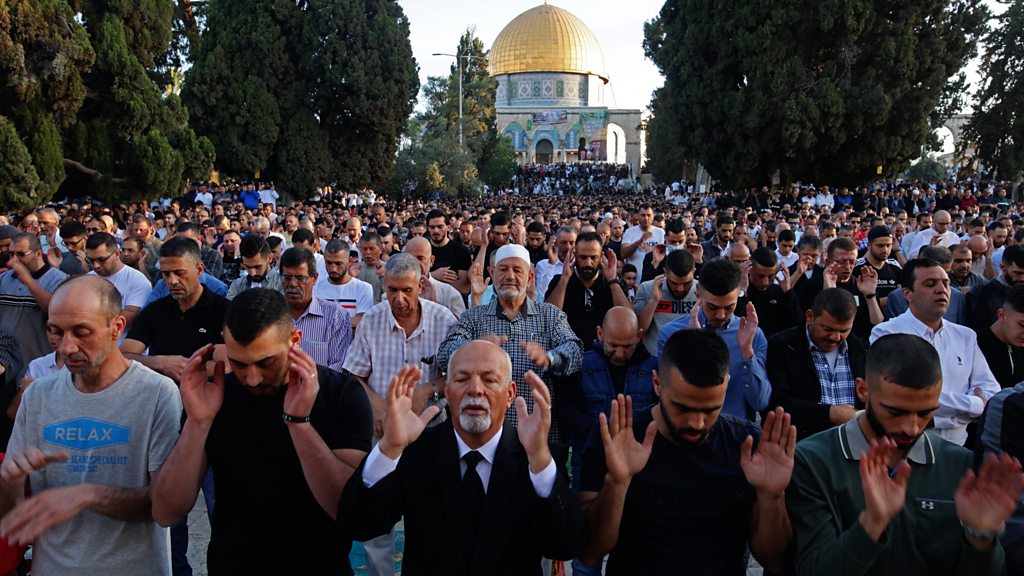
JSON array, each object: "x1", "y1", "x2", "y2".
[{"x1": 341, "y1": 252, "x2": 458, "y2": 576}]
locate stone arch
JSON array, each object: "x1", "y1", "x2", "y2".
[
  {"x1": 607, "y1": 109, "x2": 643, "y2": 170},
  {"x1": 607, "y1": 123, "x2": 628, "y2": 164}
]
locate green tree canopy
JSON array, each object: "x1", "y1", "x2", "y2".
[
  {"x1": 964, "y1": 1, "x2": 1024, "y2": 180},
  {"x1": 62, "y1": 0, "x2": 214, "y2": 201},
  {"x1": 0, "y1": 0, "x2": 93, "y2": 208},
  {"x1": 183, "y1": 0, "x2": 418, "y2": 198},
  {"x1": 644, "y1": 0, "x2": 988, "y2": 187}
]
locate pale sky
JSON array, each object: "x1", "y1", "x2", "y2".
[{"x1": 399, "y1": 0, "x2": 666, "y2": 112}]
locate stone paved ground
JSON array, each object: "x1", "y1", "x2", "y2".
[{"x1": 184, "y1": 498, "x2": 762, "y2": 576}]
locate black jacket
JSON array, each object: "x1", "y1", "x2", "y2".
[
  {"x1": 338, "y1": 422, "x2": 582, "y2": 576},
  {"x1": 766, "y1": 325, "x2": 868, "y2": 439}
]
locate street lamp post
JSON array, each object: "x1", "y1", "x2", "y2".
[{"x1": 432, "y1": 51, "x2": 484, "y2": 149}]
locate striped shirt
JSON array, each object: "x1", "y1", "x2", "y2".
[
  {"x1": 0, "y1": 265, "x2": 67, "y2": 371},
  {"x1": 342, "y1": 298, "x2": 458, "y2": 397},
  {"x1": 294, "y1": 297, "x2": 353, "y2": 372}
]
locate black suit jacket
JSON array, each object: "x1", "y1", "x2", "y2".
[
  {"x1": 766, "y1": 325, "x2": 867, "y2": 439},
  {"x1": 338, "y1": 422, "x2": 582, "y2": 576}
]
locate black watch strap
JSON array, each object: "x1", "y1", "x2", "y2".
[{"x1": 282, "y1": 412, "x2": 312, "y2": 424}]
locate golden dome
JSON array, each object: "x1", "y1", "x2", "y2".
[{"x1": 489, "y1": 3, "x2": 608, "y2": 82}]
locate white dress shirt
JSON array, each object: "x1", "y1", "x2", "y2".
[
  {"x1": 870, "y1": 310, "x2": 1000, "y2": 445},
  {"x1": 361, "y1": 426, "x2": 557, "y2": 497}
]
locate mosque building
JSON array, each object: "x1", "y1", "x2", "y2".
[{"x1": 489, "y1": 2, "x2": 643, "y2": 168}]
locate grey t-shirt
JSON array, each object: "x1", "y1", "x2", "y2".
[
  {"x1": 9, "y1": 361, "x2": 182, "y2": 576},
  {"x1": 633, "y1": 278, "x2": 698, "y2": 355}
]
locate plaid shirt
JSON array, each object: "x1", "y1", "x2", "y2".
[
  {"x1": 807, "y1": 327, "x2": 856, "y2": 405},
  {"x1": 342, "y1": 298, "x2": 458, "y2": 397},
  {"x1": 437, "y1": 297, "x2": 584, "y2": 441}
]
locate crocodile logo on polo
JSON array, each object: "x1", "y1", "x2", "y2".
[{"x1": 43, "y1": 418, "x2": 131, "y2": 451}]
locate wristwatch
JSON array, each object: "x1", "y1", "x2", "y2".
[
  {"x1": 864, "y1": 293, "x2": 877, "y2": 299},
  {"x1": 962, "y1": 521, "x2": 1005, "y2": 541},
  {"x1": 546, "y1": 351, "x2": 556, "y2": 367}
]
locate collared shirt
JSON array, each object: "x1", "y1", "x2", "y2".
[
  {"x1": 807, "y1": 327, "x2": 856, "y2": 405},
  {"x1": 360, "y1": 426, "x2": 556, "y2": 497},
  {"x1": 870, "y1": 310, "x2": 1000, "y2": 445},
  {"x1": 658, "y1": 311, "x2": 771, "y2": 421},
  {"x1": 343, "y1": 298, "x2": 458, "y2": 396},
  {"x1": 534, "y1": 258, "x2": 563, "y2": 301},
  {"x1": 227, "y1": 268, "x2": 283, "y2": 300},
  {"x1": 294, "y1": 297, "x2": 352, "y2": 373},
  {"x1": 436, "y1": 297, "x2": 584, "y2": 438}
]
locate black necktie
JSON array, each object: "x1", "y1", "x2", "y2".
[{"x1": 461, "y1": 451, "x2": 486, "y2": 557}]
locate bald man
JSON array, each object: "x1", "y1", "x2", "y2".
[
  {"x1": 404, "y1": 237, "x2": 466, "y2": 317},
  {"x1": 909, "y1": 210, "x2": 960, "y2": 258},
  {"x1": 556, "y1": 307, "x2": 657, "y2": 489},
  {"x1": 0, "y1": 275, "x2": 181, "y2": 575}
]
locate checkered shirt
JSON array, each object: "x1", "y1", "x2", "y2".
[
  {"x1": 436, "y1": 297, "x2": 584, "y2": 441},
  {"x1": 807, "y1": 328, "x2": 856, "y2": 405}
]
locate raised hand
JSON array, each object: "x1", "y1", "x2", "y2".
[
  {"x1": 515, "y1": 371, "x2": 553, "y2": 473},
  {"x1": 652, "y1": 245, "x2": 667, "y2": 269},
  {"x1": 419, "y1": 275, "x2": 436, "y2": 303},
  {"x1": 856, "y1": 265, "x2": 879, "y2": 296},
  {"x1": 602, "y1": 248, "x2": 618, "y2": 282},
  {"x1": 179, "y1": 344, "x2": 224, "y2": 425},
  {"x1": 546, "y1": 236, "x2": 558, "y2": 265},
  {"x1": 686, "y1": 241, "x2": 704, "y2": 263},
  {"x1": 740, "y1": 407, "x2": 796, "y2": 496},
  {"x1": 378, "y1": 365, "x2": 440, "y2": 459},
  {"x1": 470, "y1": 263, "x2": 488, "y2": 297},
  {"x1": 738, "y1": 260, "x2": 751, "y2": 292},
  {"x1": 46, "y1": 246, "x2": 64, "y2": 269},
  {"x1": 736, "y1": 302, "x2": 759, "y2": 360},
  {"x1": 562, "y1": 246, "x2": 575, "y2": 277},
  {"x1": 651, "y1": 275, "x2": 665, "y2": 302},
  {"x1": 0, "y1": 446, "x2": 67, "y2": 483},
  {"x1": 600, "y1": 394, "x2": 656, "y2": 485},
  {"x1": 689, "y1": 299, "x2": 703, "y2": 330},
  {"x1": 859, "y1": 437, "x2": 911, "y2": 541},
  {"x1": 350, "y1": 262, "x2": 364, "y2": 278},
  {"x1": 779, "y1": 262, "x2": 794, "y2": 293},
  {"x1": 823, "y1": 263, "x2": 839, "y2": 289},
  {"x1": 956, "y1": 452, "x2": 1024, "y2": 534},
  {"x1": 283, "y1": 345, "x2": 319, "y2": 420}
]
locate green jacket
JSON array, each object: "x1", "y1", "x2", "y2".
[{"x1": 787, "y1": 418, "x2": 1004, "y2": 576}]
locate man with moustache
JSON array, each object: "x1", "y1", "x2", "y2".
[
  {"x1": 788, "y1": 334, "x2": 1023, "y2": 575},
  {"x1": 871, "y1": 259, "x2": 1001, "y2": 446},
  {"x1": 437, "y1": 244, "x2": 583, "y2": 442},
  {"x1": 120, "y1": 237, "x2": 228, "y2": 575},
  {"x1": 151, "y1": 289, "x2": 372, "y2": 575},
  {"x1": 950, "y1": 243, "x2": 987, "y2": 293},
  {"x1": 338, "y1": 341, "x2": 582, "y2": 575},
  {"x1": 279, "y1": 247, "x2": 353, "y2": 373},
  {"x1": 578, "y1": 329, "x2": 795, "y2": 575},
  {"x1": 426, "y1": 209, "x2": 471, "y2": 296},
  {"x1": 546, "y1": 232, "x2": 630, "y2": 350}
]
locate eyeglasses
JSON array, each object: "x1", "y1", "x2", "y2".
[
  {"x1": 281, "y1": 275, "x2": 311, "y2": 285},
  {"x1": 85, "y1": 227, "x2": 103, "y2": 234},
  {"x1": 65, "y1": 237, "x2": 86, "y2": 247},
  {"x1": 12, "y1": 250, "x2": 34, "y2": 257},
  {"x1": 86, "y1": 253, "x2": 116, "y2": 265}
]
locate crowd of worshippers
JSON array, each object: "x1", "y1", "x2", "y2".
[{"x1": 1, "y1": 177, "x2": 1024, "y2": 575}]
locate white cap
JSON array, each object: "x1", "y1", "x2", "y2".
[{"x1": 493, "y1": 244, "x2": 531, "y2": 266}]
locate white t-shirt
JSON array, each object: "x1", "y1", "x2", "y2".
[
  {"x1": 194, "y1": 191, "x2": 213, "y2": 209},
  {"x1": 622, "y1": 225, "x2": 665, "y2": 269},
  {"x1": 89, "y1": 266, "x2": 152, "y2": 310},
  {"x1": 313, "y1": 277, "x2": 374, "y2": 317},
  {"x1": 909, "y1": 229, "x2": 961, "y2": 258}
]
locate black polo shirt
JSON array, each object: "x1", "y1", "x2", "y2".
[
  {"x1": 127, "y1": 286, "x2": 228, "y2": 360},
  {"x1": 545, "y1": 273, "x2": 614, "y2": 350}
]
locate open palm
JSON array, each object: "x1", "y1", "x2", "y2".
[
  {"x1": 740, "y1": 407, "x2": 795, "y2": 495},
  {"x1": 601, "y1": 395, "x2": 656, "y2": 485},
  {"x1": 379, "y1": 365, "x2": 439, "y2": 456}
]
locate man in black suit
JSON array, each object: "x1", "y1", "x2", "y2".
[
  {"x1": 338, "y1": 340, "x2": 581, "y2": 575},
  {"x1": 767, "y1": 288, "x2": 867, "y2": 440}
]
